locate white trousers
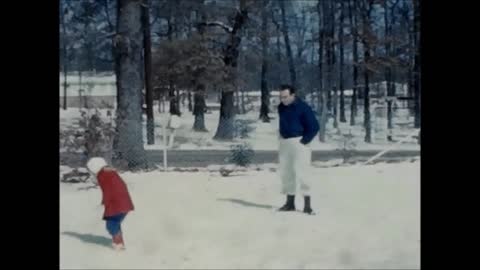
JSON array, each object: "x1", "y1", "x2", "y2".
[{"x1": 278, "y1": 136, "x2": 313, "y2": 196}]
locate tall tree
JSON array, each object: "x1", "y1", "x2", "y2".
[
  {"x1": 76, "y1": 1, "x2": 101, "y2": 72},
  {"x1": 270, "y1": 9, "x2": 283, "y2": 85},
  {"x1": 413, "y1": 0, "x2": 420, "y2": 128},
  {"x1": 115, "y1": 0, "x2": 122, "y2": 107},
  {"x1": 317, "y1": 0, "x2": 329, "y2": 142},
  {"x1": 310, "y1": 27, "x2": 317, "y2": 108},
  {"x1": 399, "y1": 0, "x2": 415, "y2": 115},
  {"x1": 259, "y1": 0, "x2": 270, "y2": 122},
  {"x1": 358, "y1": 0, "x2": 375, "y2": 143},
  {"x1": 113, "y1": 0, "x2": 147, "y2": 168},
  {"x1": 331, "y1": 0, "x2": 338, "y2": 129},
  {"x1": 60, "y1": 0, "x2": 68, "y2": 110},
  {"x1": 348, "y1": 0, "x2": 359, "y2": 126},
  {"x1": 338, "y1": 0, "x2": 347, "y2": 123},
  {"x1": 193, "y1": 84, "x2": 208, "y2": 131},
  {"x1": 164, "y1": 3, "x2": 180, "y2": 116},
  {"x1": 279, "y1": 0, "x2": 298, "y2": 96},
  {"x1": 292, "y1": 7, "x2": 309, "y2": 97},
  {"x1": 142, "y1": 0, "x2": 155, "y2": 144},
  {"x1": 211, "y1": 0, "x2": 250, "y2": 140},
  {"x1": 384, "y1": 0, "x2": 400, "y2": 137},
  {"x1": 192, "y1": 0, "x2": 209, "y2": 131}
]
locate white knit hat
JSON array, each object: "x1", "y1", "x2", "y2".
[{"x1": 86, "y1": 157, "x2": 108, "y2": 175}]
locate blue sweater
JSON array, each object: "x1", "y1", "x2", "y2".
[{"x1": 278, "y1": 98, "x2": 320, "y2": 145}]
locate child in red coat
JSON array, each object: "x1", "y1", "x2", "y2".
[{"x1": 86, "y1": 157, "x2": 134, "y2": 251}]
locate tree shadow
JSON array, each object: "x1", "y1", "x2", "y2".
[
  {"x1": 217, "y1": 198, "x2": 274, "y2": 210},
  {"x1": 62, "y1": 231, "x2": 111, "y2": 249}
]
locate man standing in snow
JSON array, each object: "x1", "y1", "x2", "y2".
[{"x1": 277, "y1": 84, "x2": 320, "y2": 214}]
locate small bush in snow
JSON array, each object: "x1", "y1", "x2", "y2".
[
  {"x1": 60, "y1": 109, "x2": 116, "y2": 165},
  {"x1": 227, "y1": 142, "x2": 255, "y2": 167},
  {"x1": 234, "y1": 119, "x2": 255, "y2": 139},
  {"x1": 85, "y1": 112, "x2": 115, "y2": 160}
]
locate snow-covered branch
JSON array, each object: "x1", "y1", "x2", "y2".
[
  {"x1": 200, "y1": 21, "x2": 233, "y2": 33},
  {"x1": 100, "y1": 31, "x2": 117, "y2": 40}
]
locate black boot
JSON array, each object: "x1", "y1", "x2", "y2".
[
  {"x1": 278, "y1": 195, "x2": 296, "y2": 211},
  {"x1": 303, "y1": 196, "x2": 314, "y2": 214}
]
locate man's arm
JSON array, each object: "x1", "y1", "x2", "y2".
[
  {"x1": 277, "y1": 105, "x2": 282, "y2": 139},
  {"x1": 300, "y1": 104, "x2": 320, "y2": 145}
]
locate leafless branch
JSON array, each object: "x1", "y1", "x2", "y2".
[{"x1": 199, "y1": 21, "x2": 233, "y2": 33}]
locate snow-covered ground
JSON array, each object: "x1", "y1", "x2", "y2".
[
  {"x1": 60, "y1": 104, "x2": 420, "y2": 152},
  {"x1": 60, "y1": 161, "x2": 420, "y2": 269}
]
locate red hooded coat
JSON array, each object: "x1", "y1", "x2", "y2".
[{"x1": 97, "y1": 168, "x2": 134, "y2": 218}]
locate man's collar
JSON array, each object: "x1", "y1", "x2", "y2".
[{"x1": 291, "y1": 97, "x2": 300, "y2": 106}]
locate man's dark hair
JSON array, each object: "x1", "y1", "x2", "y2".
[{"x1": 279, "y1": 84, "x2": 296, "y2": 94}]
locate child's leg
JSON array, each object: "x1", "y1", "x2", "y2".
[
  {"x1": 105, "y1": 218, "x2": 121, "y2": 236},
  {"x1": 105, "y1": 213, "x2": 127, "y2": 248}
]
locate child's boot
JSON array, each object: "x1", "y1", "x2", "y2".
[{"x1": 112, "y1": 232, "x2": 125, "y2": 250}]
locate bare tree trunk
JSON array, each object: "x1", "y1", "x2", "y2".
[
  {"x1": 78, "y1": 70, "x2": 84, "y2": 108},
  {"x1": 317, "y1": 1, "x2": 324, "y2": 125},
  {"x1": 188, "y1": 90, "x2": 193, "y2": 112},
  {"x1": 339, "y1": 0, "x2": 346, "y2": 123},
  {"x1": 241, "y1": 87, "x2": 246, "y2": 114},
  {"x1": 192, "y1": 3, "x2": 207, "y2": 131},
  {"x1": 331, "y1": 0, "x2": 338, "y2": 129},
  {"x1": 271, "y1": 10, "x2": 282, "y2": 85},
  {"x1": 235, "y1": 90, "x2": 240, "y2": 114},
  {"x1": 348, "y1": 0, "x2": 358, "y2": 126},
  {"x1": 327, "y1": 82, "x2": 332, "y2": 113},
  {"x1": 363, "y1": 50, "x2": 372, "y2": 143},
  {"x1": 408, "y1": 60, "x2": 414, "y2": 114},
  {"x1": 260, "y1": 0, "x2": 270, "y2": 122},
  {"x1": 276, "y1": 34, "x2": 281, "y2": 62},
  {"x1": 294, "y1": 8, "x2": 307, "y2": 97},
  {"x1": 176, "y1": 88, "x2": 181, "y2": 113},
  {"x1": 60, "y1": 0, "x2": 68, "y2": 110},
  {"x1": 63, "y1": 68, "x2": 68, "y2": 110},
  {"x1": 142, "y1": 0, "x2": 155, "y2": 145},
  {"x1": 168, "y1": 80, "x2": 179, "y2": 115},
  {"x1": 279, "y1": 0, "x2": 297, "y2": 94},
  {"x1": 402, "y1": 1, "x2": 415, "y2": 116},
  {"x1": 413, "y1": 0, "x2": 420, "y2": 128},
  {"x1": 165, "y1": 11, "x2": 178, "y2": 115},
  {"x1": 310, "y1": 28, "x2": 316, "y2": 108},
  {"x1": 360, "y1": 0, "x2": 373, "y2": 143},
  {"x1": 214, "y1": 91, "x2": 236, "y2": 140},
  {"x1": 114, "y1": 0, "x2": 121, "y2": 109},
  {"x1": 385, "y1": 0, "x2": 400, "y2": 140},
  {"x1": 181, "y1": 90, "x2": 186, "y2": 107},
  {"x1": 385, "y1": 2, "x2": 393, "y2": 132},
  {"x1": 113, "y1": 0, "x2": 147, "y2": 169},
  {"x1": 318, "y1": 0, "x2": 330, "y2": 142},
  {"x1": 160, "y1": 95, "x2": 165, "y2": 113},
  {"x1": 193, "y1": 85, "x2": 208, "y2": 132}
]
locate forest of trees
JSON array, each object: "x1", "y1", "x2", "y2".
[{"x1": 60, "y1": 0, "x2": 421, "y2": 167}]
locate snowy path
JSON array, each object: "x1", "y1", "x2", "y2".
[{"x1": 60, "y1": 161, "x2": 420, "y2": 269}]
